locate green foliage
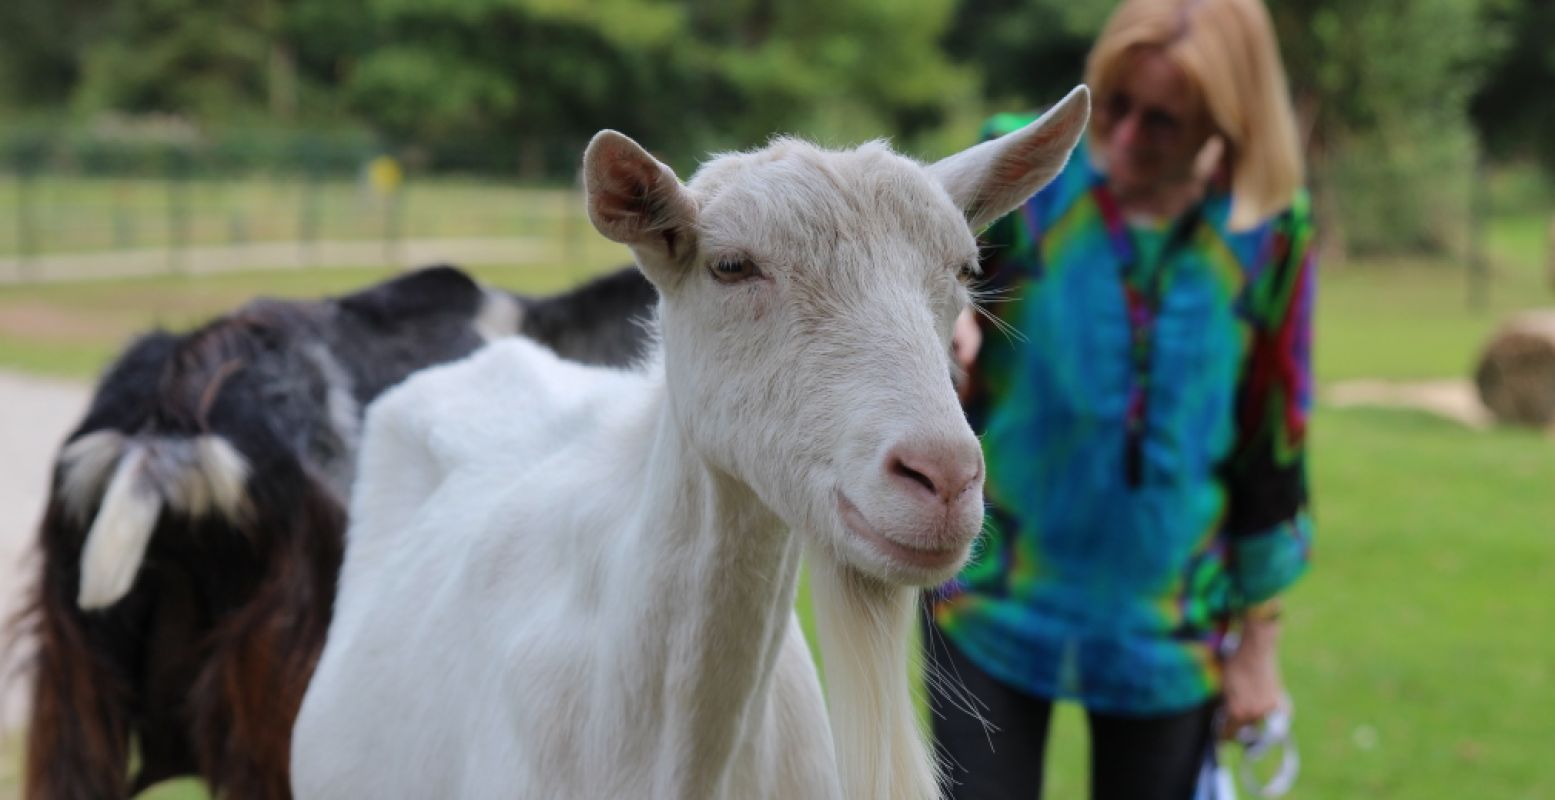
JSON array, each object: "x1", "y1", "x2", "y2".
[
  {"x1": 941, "y1": 0, "x2": 1102, "y2": 109},
  {"x1": 345, "y1": 0, "x2": 700, "y2": 173},
  {"x1": 1271, "y1": 0, "x2": 1504, "y2": 256},
  {"x1": 1275, "y1": 0, "x2": 1495, "y2": 136},
  {"x1": 348, "y1": 46, "x2": 519, "y2": 140},
  {"x1": 0, "y1": 0, "x2": 973, "y2": 176},
  {"x1": 343, "y1": 0, "x2": 972, "y2": 171},
  {"x1": 0, "y1": 0, "x2": 1548, "y2": 256},
  {"x1": 1320, "y1": 121, "x2": 1479, "y2": 257},
  {"x1": 70, "y1": 0, "x2": 273, "y2": 119},
  {"x1": 700, "y1": 0, "x2": 972, "y2": 146},
  {"x1": 0, "y1": 0, "x2": 111, "y2": 108},
  {"x1": 1471, "y1": 0, "x2": 1555, "y2": 175}
]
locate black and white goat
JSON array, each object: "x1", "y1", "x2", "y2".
[{"x1": 15, "y1": 264, "x2": 655, "y2": 799}]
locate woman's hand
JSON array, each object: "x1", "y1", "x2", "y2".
[
  {"x1": 1222, "y1": 614, "x2": 1284, "y2": 738},
  {"x1": 951, "y1": 307, "x2": 982, "y2": 402},
  {"x1": 952, "y1": 307, "x2": 981, "y2": 371}
]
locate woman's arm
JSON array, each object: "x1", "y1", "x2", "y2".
[
  {"x1": 1224, "y1": 194, "x2": 1316, "y2": 608},
  {"x1": 1220, "y1": 194, "x2": 1317, "y2": 732}
]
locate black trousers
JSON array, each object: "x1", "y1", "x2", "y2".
[{"x1": 924, "y1": 625, "x2": 1217, "y2": 800}]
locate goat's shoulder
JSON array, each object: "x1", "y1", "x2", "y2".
[
  {"x1": 346, "y1": 337, "x2": 654, "y2": 613},
  {"x1": 318, "y1": 339, "x2": 655, "y2": 768},
  {"x1": 366, "y1": 337, "x2": 647, "y2": 471}
]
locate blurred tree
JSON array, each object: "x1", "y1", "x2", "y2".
[
  {"x1": 0, "y1": 0, "x2": 114, "y2": 109},
  {"x1": 699, "y1": 0, "x2": 972, "y2": 148},
  {"x1": 280, "y1": 0, "x2": 376, "y2": 113},
  {"x1": 941, "y1": 0, "x2": 1102, "y2": 109},
  {"x1": 0, "y1": 0, "x2": 372, "y2": 125},
  {"x1": 69, "y1": 0, "x2": 274, "y2": 119},
  {"x1": 1271, "y1": 0, "x2": 1503, "y2": 256},
  {"x1": 343, "y1": 0, "x2": 701, "y2": 174},
  {"x1": 1470, "y1": 0, "x2": 1555, "y2": 176},
  {"x1": 343, "y1": 0, "x2": 971, "y2": 175}
]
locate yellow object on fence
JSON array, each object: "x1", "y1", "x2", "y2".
[{"x1": 368, "y1": 156, "x2": 403, "y2": 196}]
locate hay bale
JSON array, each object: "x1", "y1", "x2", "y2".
[{"x1": 1475, "y1": 311, "x2": 1555, "y2": 428}]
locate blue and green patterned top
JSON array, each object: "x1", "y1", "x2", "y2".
[{"x1": 932, "y1": 115, "x2": 1316, "y2": 715}]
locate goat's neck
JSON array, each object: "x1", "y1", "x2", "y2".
[{"x1": 609, "y1": 399, "x2": 802, "y2": 798}]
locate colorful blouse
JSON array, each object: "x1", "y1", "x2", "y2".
[{"x1": 933, "y1": 115, "x2": 1316, "y2": 715}]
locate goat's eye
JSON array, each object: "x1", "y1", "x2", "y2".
[{"x1": 708, "y1": 257, "x2": 760, "y2": 284}]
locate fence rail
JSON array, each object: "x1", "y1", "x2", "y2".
[
  {"x1": 0, "y1": 129, "x2": 620, "y2": 282},
  {"x1": 0, "y1": 171, "x2": 628, "y2": 283}
]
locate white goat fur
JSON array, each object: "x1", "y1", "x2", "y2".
[{"x1": 292, "y1": 87, "x2": 1089, "y2": 800}]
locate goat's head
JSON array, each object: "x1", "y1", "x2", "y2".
[{"x1": 583, "y1": 87, "x2": 1089, "y2": 585}]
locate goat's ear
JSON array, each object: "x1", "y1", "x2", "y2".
[
  {"x1": 929, "y1": 85, "x2": 1091, "y2": 231},
  {"x1": 584, "y1": 130, "x2": 698, "y2": 283}
]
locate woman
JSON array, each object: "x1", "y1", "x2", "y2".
[{"x1": 930, "y1": 0, "x2": 1314, "y2": 797}]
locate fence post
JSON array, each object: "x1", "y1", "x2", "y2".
[
  {"x1": 386, "y1": 188, "x2": 403, "y2": 267},
  {"x1": 1466, "y1": 148, "x2": 1488, "y2": 312},
  {"x1": 16, "y1": 167, "x2": 38, "y2": 281},
  {"x1": 14, "y1": 140, "x2": 44, "y2": 281},
  {"x1": 369, "y1": 154, "x2": 404, "y2": 267},
  {"x1": 113, "y1": 181, "x2": 135, "y2": 250},
  {"x1": 167, "y1": 147, "x2": 191, "y2": 275},
  {"x1": 299, "y1": 138, "x2": 321, "y2": 268},
  {"x1": 562, "y1": 178, "x2": 582, "y2": 280},
  {"x1": 228, "y1": 203, "x2": 248, "y2": 247}
]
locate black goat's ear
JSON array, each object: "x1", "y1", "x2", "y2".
[
  {"x1": 337, "y1": 265, "x2": 483, "y2": 325},
  {"x1": 582, "y1": 131, "x2": 698, "y2": 287}
]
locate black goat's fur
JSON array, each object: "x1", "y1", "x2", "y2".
[{"x1": 13, "y1": 265, "x2": 655, "y2": 799}]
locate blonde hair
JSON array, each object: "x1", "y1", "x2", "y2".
[{"x1": 1085, "y1": 0, "x2": 1304, "y2": 229}]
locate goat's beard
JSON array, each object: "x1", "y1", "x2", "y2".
[{"x1": 807, "y1": 553, "x2": 940, "y2": 800}]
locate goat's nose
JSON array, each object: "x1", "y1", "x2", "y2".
[{"x1": 885, "y1": 438, "x2": 983, "y2": 505}]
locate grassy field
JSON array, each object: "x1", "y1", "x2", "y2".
[
  {"x1": 1316, "y1": 208, "x2": 1551, "y2": 383},
  {"x1": 1283, "y1": 408, "x2": 1553, "y2": 799},
  {"x1": 0, "y1": 259, "x2": 632, "y2": 378},
  {"x1": 1, "y1": 200, "x2": 1552, "y2": 798}
]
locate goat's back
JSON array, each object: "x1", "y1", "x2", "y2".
[{"x1": 294, "y1": 339, "x2": 662, "y2": 797}]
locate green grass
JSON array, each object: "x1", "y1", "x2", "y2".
[
  {"x1": 1280, "y1": 407, "x2": 1555, "y2": 800},
  {"x1": 1315, "y1": 210, "x2": 1552, "y2": 383}
]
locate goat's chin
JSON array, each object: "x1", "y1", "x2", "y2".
[
  {"x1": 828, "y1": 509, "x2": 974, "y2": 587},
  {"x1": 871, "y1": 552, "x2": 971, "y2": 587}
]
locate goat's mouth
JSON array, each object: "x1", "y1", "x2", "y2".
[{"x1": 836, "y1": 491, "x2": 964, "y2": 571}]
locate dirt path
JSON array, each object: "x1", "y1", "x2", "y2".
[
  {"x1": 1324, "y1": 378, "x2": 1494, "y2": 429},
  {"x1": 0, "y1": 236, "x2": 557, "y2": 283},
  {"x1": 0, "y1": 371, "x2": 89, "y2": 735}
]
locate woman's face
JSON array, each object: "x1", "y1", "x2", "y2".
[{"x1": 1096, "y1": 47, "x2": 1216, "y2": 198}]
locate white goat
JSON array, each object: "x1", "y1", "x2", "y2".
[{"x1": 291, "y1": 87, "x2": 1089, "y2": 800}]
